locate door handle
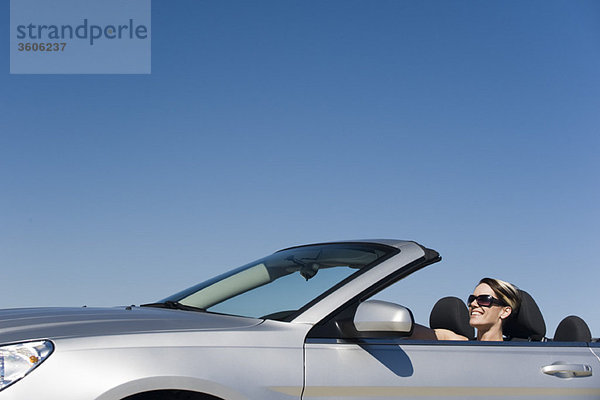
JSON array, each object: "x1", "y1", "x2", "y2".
[{"x1": 541, "y1": 362, "x2": 592, "y2": 378}]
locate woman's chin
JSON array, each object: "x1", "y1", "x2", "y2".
[{"x1": 469, "y1": 316, "x2": 484, "y2": 328}]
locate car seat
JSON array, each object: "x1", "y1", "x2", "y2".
[
  {"x1": 553, "y1": 315, "x2": 592, "y2": 342},
  {"x1": 429, "y1": 296, "x2": 475, "y2": 340},
  {"x1": 503, "y1": 290, "x2": 546, "y2": 341}
]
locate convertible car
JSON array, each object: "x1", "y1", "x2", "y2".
[{"x1": 1, "y1": 240, "x2": 598, "y2": 399}]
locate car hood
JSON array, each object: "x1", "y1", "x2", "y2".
[{"x1": 0, "y1": 306, "x2": 262, "y2": 343}]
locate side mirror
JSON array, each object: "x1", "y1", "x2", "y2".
[{"x1": 353, "y1": 300, "x2": 414, "y2": 336}]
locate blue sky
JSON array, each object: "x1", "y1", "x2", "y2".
[{"x1": 2, "y1": 1, "x2": 599, "y2": 336}]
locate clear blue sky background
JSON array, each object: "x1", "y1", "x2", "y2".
[{"x1": 2, "y1": 1, "x2": 599, "y2": 336}]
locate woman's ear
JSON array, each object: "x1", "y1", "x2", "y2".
[{"x1": 499, "y1": 306, "x2": 512, "y2": 320}]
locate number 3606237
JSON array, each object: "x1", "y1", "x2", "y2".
[{"x1": 17, "y1": 42, "x2": 67, "y2": 51}]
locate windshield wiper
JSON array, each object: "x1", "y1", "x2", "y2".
[{"x1": 141, "y1": 301, "x2": 206, "y2": 312}]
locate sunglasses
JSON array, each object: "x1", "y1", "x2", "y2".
[{"x1": 468, "y1": 294, "x2": 506, "y2": 308}]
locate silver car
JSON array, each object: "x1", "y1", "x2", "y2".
[{"x1": 1, "y1": 240, "x2": 598, "y2": 399}]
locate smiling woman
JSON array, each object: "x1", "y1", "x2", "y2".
[
  {"x1": 468, "y1": 278, "x2": 521, "y2": 341},
  {"x1": 411, "y1": 277, "x2": 522, "y2": 341}
]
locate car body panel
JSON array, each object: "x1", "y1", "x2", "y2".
[
  {"x1": 590, "y1": 343, "x2": 600, "y2": 360},
  {"x1": 2, "y1": 319, "x2": 310, "y2": 400},
  {"x1": 0, "y1": 306, "x2": 261, "y2": 343},
  {"x1": 304, "y1": 339, "x2": 600, "y2": 399}
]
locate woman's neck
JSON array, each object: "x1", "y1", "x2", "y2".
[{"x1": 477, "y1": 325, "x2": 504, "y2": 341}]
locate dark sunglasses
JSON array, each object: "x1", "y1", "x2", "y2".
[{"x1": 468, "y1": 294, "x2": 506, "y2": 308}]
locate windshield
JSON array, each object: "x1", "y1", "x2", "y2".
[{"x1": 159, "y1": 243, "x2": 396, "y2": 320}]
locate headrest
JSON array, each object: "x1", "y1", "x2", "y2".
[
  {"x1": 429, "y1": 296, "x2": 474, "y2": 340},
  {"x1": 503, "y1": 290, "x2": 546, "y2": 341},
  {"x1": 553, "y1": 315, "x2": 592, "y2": 342}
]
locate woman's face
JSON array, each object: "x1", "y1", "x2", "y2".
[{"x1": 468, "y1": 283, "x2": 511, "y2": 329}]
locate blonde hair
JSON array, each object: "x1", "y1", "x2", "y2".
[{"x1": 479, "y1": 277, "x2": 521, "y2": 312}]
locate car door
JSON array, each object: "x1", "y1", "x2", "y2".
[{"x1": 304, "y1": 334, "x2": 600, "y2": 399}]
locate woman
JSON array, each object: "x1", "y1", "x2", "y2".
[{"x1": 412, "y1": 277, "x2": 522, "y2": 341}]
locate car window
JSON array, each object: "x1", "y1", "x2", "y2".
[{"x1": 162, "y1": 243, "x2": 396, "y2": 319}]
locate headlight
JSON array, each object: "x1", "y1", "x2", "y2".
[{"x1": 0, "y1": 340, "x2": 54, "y2": 391}]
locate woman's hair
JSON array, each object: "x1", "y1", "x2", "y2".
[{"x1": 479, "y1": 277, "x2": 521, "y2": 313}]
